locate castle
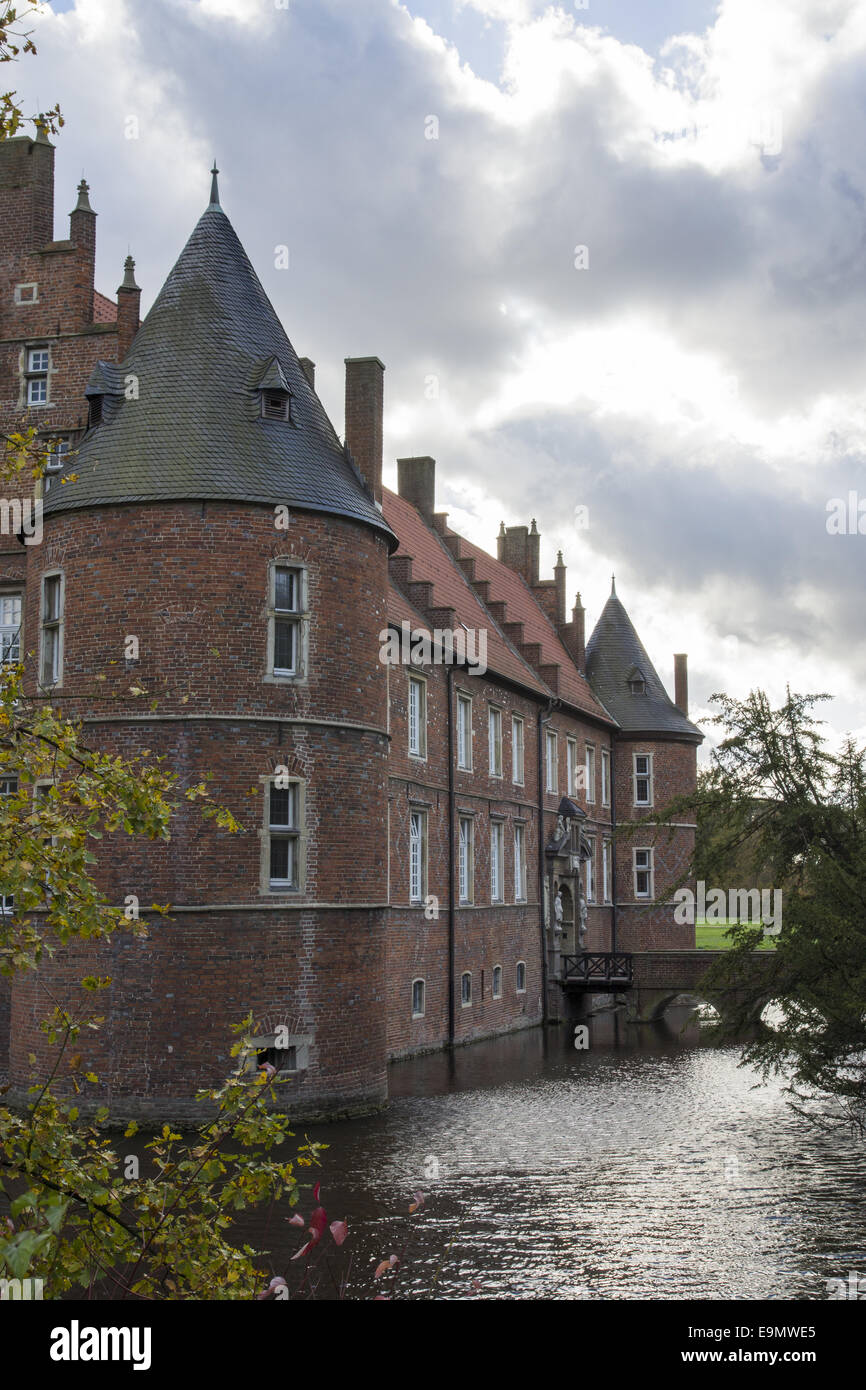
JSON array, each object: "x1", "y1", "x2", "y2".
[{"x1": 0, "y1": 135, "x2": 702, "y2": 1121}]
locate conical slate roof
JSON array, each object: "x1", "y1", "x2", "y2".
[
  {"x1": 43, "y1": 192, "x2": 396, "y2": 550},
  {"x1": 585, "y1": 583, "x2": 703, "y2": 741}
]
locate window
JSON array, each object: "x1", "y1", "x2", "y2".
[
  {"x1": 0, "y1": 594, "x2": 22, "y2": 665},
  {"x1": 44, "y1": 437, "x2": 70, "y2": 473},
  {"x1": 629, "y1": 674, "x2": 646, "y2": 695},
  {"x1": 256, "y1": 1039, "x2": 297, "y2": 1074},
  {"x1": 458, "y1": 816, "x2": 474, "y2": 904},
  {"x1": 262, "y1": 391, "x2": 291, "y2": 422},
  {"x1": 512, "y1": 715, "x2": 524, "y2": 785},
  {"x1": 492, "y1": 965, "x2": 502, "y2": 999},
  {"x1": 461, "y1": 971, "x2": 472, "y2": 1007},
  {"x1": 634, "y1": 753, "x2": 653, "y2": 806},
  {"x1": 490, "y1": 820, "x2": 504, "y2": 902},
  {"x1": 567, "y1": 737, "x2": 578, "y2": 796},
  {"x1": 27, "y1": 346, "x2": 49, "y2": 405},
  {"x1": 15, "y1": 283, "x2": 38, "y2": 304},
  {"x1": 634, "y1": 847, "x2": 653, "y2": 898},
  {"x1": 268, "y1": 562, "x2": 306, "y2": 679},
  {"x1": 87, "y1": 395, "x2": 103, "y2": 427},
  {"x1": 602, "y1": 839, "x2": 612, "y2": 902},
  {"x1": 267, "y1": 781, "x2": 302, "y2": 890},
  {"x1": 0, "y1": 775, "x2": 18, "y2": 914},
  {"x1": 516, "y1": 961, "x2": 526, "y2": 993},
  {"x1": 488, "y1": 706, "x2": 502, "y2": 776},
  {"x1": 409, "y1": 809, "x2": 427, "y2": 903},
  {"x1": 545, "y1": 729, "x2": 558, "y2": 793},
  {"x1": 40, "y1": 573, "x2": 63, "y2": 687},
  {"x1": 408, "y1": 675, "x2": 426, "y2": 758},
  {"x1": 601, "y1": 748, "x2": 611, "y2": 807},
  {"x1": 585, "y1": 744, "x2": 596, "y2": 803},
  {"x1": 457, "y1": 694, "x2": 472, "y2": 770},
  {"x1": 514, "y1": 822, "x2": 526, "y2": 902},
  {"x1": 412, "y1": 978, "x2": 425, "y2": 1018},
  {"x1": 585, "y1": 837, "x2": 596, "y2": 901}
]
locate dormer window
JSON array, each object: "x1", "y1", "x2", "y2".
[
  {"x1": 262, "y1": 391, "x2": 291, "y2": 422},
  {"x1": 627, "y1": 665, "x2": 646, "y2": 695},
  {"x1": 87, "y1": 396, "x2": 103, "y2": 428}
]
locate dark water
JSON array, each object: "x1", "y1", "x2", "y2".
[{"x1": 238, "y1": 1007, "x2": 866, "y2": 1300}]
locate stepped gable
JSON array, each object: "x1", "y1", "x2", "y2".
[
  {"x1": 42, "y1": 177, "x2": 396, "y2": 550},
  {"x1": 384, "y1": 489, "x2": 548, "y2": 695},
  {"x1": 585, "y1": 582, "x2": 703, "y2": 741},
  {"x1": 456, "y1": 533, "x2": 616, "y2": 725}
]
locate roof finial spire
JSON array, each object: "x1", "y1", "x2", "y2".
[
  {"x1": 611, "y1": 574, "x2": 616, "y2": 596},
  {"x1": 209, "y1": 161, "x2": 220, "y2": 209}
]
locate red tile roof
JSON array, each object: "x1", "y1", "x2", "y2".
[
  {"x1": 457, "y1": 532, "x2": 613, "y2": 721},
  {"x1": 384, "y1": 489, "x2": 548, "y2": 696},
  {"x1": 383, "y1": 488, "x2": 615, "y2": 725},
  {"x1": 93, "y1": 290, "x2": 117, "y2": 323}
]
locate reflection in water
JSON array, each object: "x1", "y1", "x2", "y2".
[{"x1": 228, "y1": 1008, "x2": 866, "y2": 1299}]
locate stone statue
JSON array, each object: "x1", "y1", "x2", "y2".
[
  {"x1": 577, "y1": 889, "x2": 588, "y2": 950},
  {"x1": 553, "y1": 888, "x2": 564, "y2": 935}
]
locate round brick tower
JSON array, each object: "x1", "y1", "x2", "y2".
[{"x1": 10, "y1": 171, "x2": 396, "y2": 1123}]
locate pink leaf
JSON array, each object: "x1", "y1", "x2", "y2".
[
  {"x1": 287, "y1": 1213, "x2": 305, "y2": 1227},
  {"x1": 258, "y1": 1061, "x2": 277, "y2": 1079},
  {"x1": 330, "y1": 1219, "x2": 349, "y2": 1247},
  {"x1": 374, "y1": 1254, "x2": 400, "y2": 1279},
  {"x1": 313, "y1": 1181, "x2": 321, "y2": 1203},
  {"x1": 408, "y1": 1189, "x2": 426, "y2": 1213}
]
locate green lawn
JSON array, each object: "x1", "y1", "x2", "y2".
[{"x1": 694, "y1": 919, "x2": 777, "y2": 950}]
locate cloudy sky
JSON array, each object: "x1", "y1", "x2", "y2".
[{"x1": 16, "y1": 0, "x2": 866, "y2": 756}]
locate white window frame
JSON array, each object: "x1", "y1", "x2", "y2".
[
  {"x1": 458, "y1": 815, "x2": 474, "y2": 905},
  {"x1": 585, "y1": 744, "x2": 596, "y2": 803},
  {"x1": 545, "y1": 729, "x2": 558, "y2": 794},
  {"x1": 516, "y1": 960, "x2": 526, "y2": 994},
  {"x1": 39, "y1": 571, "x2": 64, "y2": 688},
  {"x1": 514, "y1": 822, "x2": 526, "y2": 902},
  {"x1": 512, "y1": 714, "x2": 524, "y2": 785},
  {"x1": 26, "y1": 345, "x2": 49, "y2": 406},
  {"x1": 266, "y1": 560, "x2": 308, "y2": 681},
  {"x1": 0, "y1": 775, "x2": 19, "y2": 913},
  {"x1": 408, "y1": 673, "x2": 427, "y2": 759},
  {"x1": 411, "y1": 977, "x2": 425, "y2": 1019},
  {"x1": 566, "y1": 737, "x2": 578, "y2": 797},
  {"x1": 492, "y1": 964, "x2": 502, "y2": 999},
  {"x1": 634, "y1": 752, "x2": 653, "y2": 807},
  {"x1": 602, "y1": 838, "x2": 612, "y2": 903},
  {"x1": 488, "y1": 705, "x2": 502, "y2": 777},
  {"x1": 601, "y1": 748, "x2": 611, "y2": 807},
  {"x1": 461, "y1": 971, "x2": 472, "y2": 1008},
  {"x1": 634, "y1": 846, "x2": 654, "y2": 899},
  {"x1": 456, "y1": 693, "x2": 473, "y2": 771},
  {"x1": 490, "y1": 819, "x2": 504, "y2": 903},
  {"x1": 585, "y1": 837, "x2": 596, "y2": 902},
  {"x1": 409, "y1": 808, "x2": 428, "y2": 904},
  {"x1": 0, "y1": 592, "x2": 23, "y2": 666},
  {"x1": 262, "y1": 777, "x2": 305, "y2": 892}
]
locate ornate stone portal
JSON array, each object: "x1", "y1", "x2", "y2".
[{"x1": 545, "y1": 797, "x2": 592, "y2": 979}]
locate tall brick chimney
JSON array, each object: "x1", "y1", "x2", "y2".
[
  {"x1": 558, "y1": 591, "x2": 586, "y2": 671},
  {"x1": 497, "y1": 518, "x2": 540, "y2": 586},
  {"x1": 116, "y1": 255, "x2": 141, "y2": 359},
  {"x1": 344, "y1": 356, "x2": 384, "y2": 504},
  {"x1": 69, "y1": 179, "x2": 97, "y2": 324},
  {"x1": 674, "y1": 653, "x2": 689, "y2": 715},
  {"x1": 397, "y1": 456, "x2": 435, "y2": 522},
  {"x1": 0, "y1": 132, "x2": 55, "y2": 253},
  {"x1": 553, "y1": 550, "x2": 566, "y2": 625}
]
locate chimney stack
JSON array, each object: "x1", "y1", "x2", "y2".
[
  {"x1": 344, "y1": 356, "x2": 385, "y2": 503},
  {"x1": 116, "y1": 254, "x2": 141, "y2": 359},
  {"x1": 497, "y1": 519, "x2": 541, "y2": 587},
  {"x1": 299, "y1": 357, "x2": 315, "y2": 390},
  {"x1": 0, "y1": 133, "x2": 56, "y2": 252},
  {"x1": 553, "y1": 550, "x2": 566, "y2": 625},
  {"x1": 397, "y1": 456, "x2": 436, "y2": 522},
  {"x1": 674, "y1": 653, "x2": 689, "y2": 715}
]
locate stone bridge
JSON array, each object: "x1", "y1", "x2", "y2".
[{"x1": 555, "y1": 949, "x2": 777, "y2": 1025}]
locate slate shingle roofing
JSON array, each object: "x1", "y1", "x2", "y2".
[
  {"x1": 586, "y1": 584, "x2": 703, "y2": 741},
  {"x1": 43, "y1": 196, "x2": 396, "y2": 552}
]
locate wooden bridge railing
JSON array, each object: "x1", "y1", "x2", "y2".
[{"x1": 560, "y1": 953, "x2": 633, "y2": 988}]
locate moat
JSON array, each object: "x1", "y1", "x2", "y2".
[{"x1": 234, "y1": 1006, "x2": 866, "y2": 1300}]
